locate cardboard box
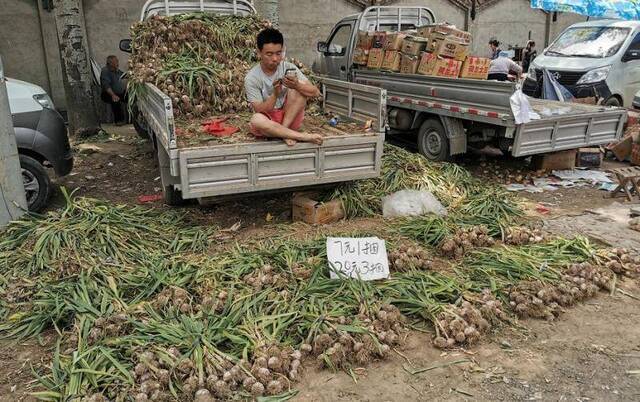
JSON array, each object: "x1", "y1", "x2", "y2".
[
  {"x1": 453, "y1": 43, "x2": 469, "y2": 62},
  {"x1": 459, "y1": 56, "x2": 491, "y2": 79},
  {"x1": 417, "y1": 23, "x2": 472, "y2": 44},
  {"x1": 367, "y1": 48, "x2": 385, "y2": 69},
  {"x1": 400, "y1": 53, "x2": 420, "y2": 74},
  {"x1": 356, "y1": 31, "x2": 372, "y2": 50},
  {"x1": 292, "y1": 193, "x2": 345, "y2": 225},
  {"x1": 401, "y1": 36, "x2": 428, "y2": 56},
  {"x1": 381, "y1": 50, "x2": 402, "y2": 71},
  {"x1": 576, "y1": 147, "x2": 603, "y2": 167},
  {"x1": 418, "y1": 53, "x2": 462, "y2": 78},
  {"x1": 384, "y1": 32, "x2": 407, "y2": 51},
  {"x1": 353, "y1": 47, "x2": 369, "y2": 65},
  {"x1": 428, "y1": 33, "x2": 468, "y2": 61},
  {"x1": 417, "y1": 52, "x2": 437, "y2": 75},
  {"x1": 371, "y1": 31, "x2": 387, "y2": 49},
  {"x1": 532, "y1": 149, "x2": 577, "y2": 171},
  {"x1": 609, "y1": 135, "x2": 633, "y2": 161}
]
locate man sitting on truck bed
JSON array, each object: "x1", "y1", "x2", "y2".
[{"x1": 245, "y1": 28, "x2": 323, "y2": 146}]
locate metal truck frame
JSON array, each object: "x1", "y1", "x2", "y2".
[
  {"x1": 314, "y1": 6, "x2": 628, "y2": 161},
  {"x1": 126, "y1": 0, "x2": 386, "y2": 205}
]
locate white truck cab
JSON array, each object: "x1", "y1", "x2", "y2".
[
  {"x1": 7, "y1": 77, "x2": 73, "y2": 211},
  {"x1": 524, "y1": 19, "x2": 640, "y2": 107}
]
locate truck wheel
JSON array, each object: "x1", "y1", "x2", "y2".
[
  {"x1": 163, "y1": 184, "x2": 184, "y2": 206},
  {"x1": 603, "y1": 96, "x2": 621, "y2": 107},
  {"x1": 132, "y1": 108, "x2": 150, "y2": 140},
  {"x1": 20, "y1": 155, "x2": 51, "y2": 212},
  {"x1": 418, "y1": 119, "x2": 450, "y2": 161}
]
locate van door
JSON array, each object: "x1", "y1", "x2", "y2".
[
  {"x1": 322, "y1": 22, "x2": 354, "y2": 81},
  {"x1": 621, "y1": 31, "x2": 640, "y2": 106}
]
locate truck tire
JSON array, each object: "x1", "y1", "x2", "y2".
[
  {"x1": 20, "y1": 154, "x2": 51, "y2": 212},
  {"x1": 132, "y1": 108, "x2": 150, "y2": 140},
  {"x1": 417, "y1": 119, "x2": 450, "y2": 161},
  {"x1": 163, "y1": 184, "x2": 184, "y2": 206},
  {"x1": 603, "y1": 96, "x2": 621, "y2": 107}
]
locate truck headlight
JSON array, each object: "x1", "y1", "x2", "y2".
[
  {"x1": 33, "y1": 93, "x2": 54, "y2": 109},
  {"x1": 576, "y1": 66, "x2": 611, "y2": 85},
  {"x1": 527, "y1": 65, "x2": 536, "y2": 81}
]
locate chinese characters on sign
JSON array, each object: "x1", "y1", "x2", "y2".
[{"x1": 326, "y1": 237, "x2": 390, "y2": 280}]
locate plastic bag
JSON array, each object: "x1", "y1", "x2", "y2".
[
  {"x1": 382, "y1": 190, "x2": 447, "y2": 218},
  {"x1": 510, "y1": 89, "x2": 540, "y2": 124},
  {"x1": 542, "y1": 69, "x2": 574, "y2": 102}
]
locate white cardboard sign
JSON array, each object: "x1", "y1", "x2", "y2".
[{"x1": 326, "y1": 237, "x2": 390, "y2": 280}]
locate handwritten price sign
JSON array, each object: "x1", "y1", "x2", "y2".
[{"x1": 326, "y1": 237, "x2": 390, "y2": 280}]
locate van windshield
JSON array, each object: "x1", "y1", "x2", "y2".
[{"x1": 546, "y1": 26, "x2": 630, "y2": 58}]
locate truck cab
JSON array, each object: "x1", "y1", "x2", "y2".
[
  {"x1": 523, "y1": 19, "x2": 640, "y2": 107},
  {"x1": 313, "y1": 6, "x2": 435, "y2": 81}
]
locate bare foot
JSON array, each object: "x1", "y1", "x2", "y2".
[
  {"x1": 309, "y1": 134, "x2": 323, "y2": 145},
  {"x1": 285, "y1": 138, "x2": 297, "y2": 146}
]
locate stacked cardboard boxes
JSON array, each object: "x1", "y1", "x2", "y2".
[{"x1": 355, "y1": 24, "x2": 492, "y2": 81}]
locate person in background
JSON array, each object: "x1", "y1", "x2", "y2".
[
  {"x1": 488, "y1": 39, "x2": 502, "y2": 60},
  {"x1": 522, "y1": 40, "x2": 537, "y2": 73},
  {"x1": 245, "y1": 28, "x2": 323, "y2": 146},
  {"x1": 100, "y1": 55, "x2": 127, "y2": 125},
  {"x1": 488, "y1": 51, "x2": 523, "y2": 81}
]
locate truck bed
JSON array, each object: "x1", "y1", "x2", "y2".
[
  {"x1": 137, "y1": 78, "x2": 387, "y2": 201},
  {"x1": 353, "y1": 68, "x2": 516, "y2": 125},
  {"x1": 352, "y1": 69, "x2": 626, "y2": 156},
  {"x1": 174, "y1": 108, "x2": 374, "y2": 148}
]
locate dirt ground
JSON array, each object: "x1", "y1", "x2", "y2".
[{"x1": 3, "y1": 124, "x2": 640, "y2": 401}]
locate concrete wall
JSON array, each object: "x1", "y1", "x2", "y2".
[
  {"x1": 0, "y1": 0, "x2": 596, "y2": 114},
  {"x1": 83, "y1": 0, "x2": 139, "y2": 75},
  {"x1": 0, "y1": 1, "x2": 50, "y2": 97},
  {"x1": 469, "y1": 0, "x2": 546, "y2": 56},
  {"x1": 277, "y1": 0, "x2": 361, "y2": 65},
  {"x1": 394, "y1": 0, "x2": 466, "y2": 29}
]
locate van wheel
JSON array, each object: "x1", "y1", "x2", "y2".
[
  {"x1": 417, "y1": 119, "x2": 450, "y2": 161},
  {"x1": 603, "y1": 97, "x2": 621, "y2": 107},
  {"x1": 20, "y1": 155, "x2": 51, "y2": 212},
  {"x1": 163, "y1": 185, "x2": 184, "y2": 206}
]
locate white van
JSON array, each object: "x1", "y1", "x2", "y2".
[{"x1": 523, "y1": 20, "x2": 640, "y2": 107}]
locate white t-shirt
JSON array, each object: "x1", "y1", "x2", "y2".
[{"x1": 244, "y1": 61, "x2": 308, "y2": 109}]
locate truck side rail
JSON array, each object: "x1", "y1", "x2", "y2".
[
  {"x1": 140, "y1": 0, "x2": 255, "y2": 20},
  {"x1": 139, "y1": 83, "x2": 177, "y2": 152},
  {"x1": 512, "y1": 104, "x2": 627, "y2": 156},
  {"x1": 353, "y1": 70, "x2": 516, "y2": 126},
  {"x1": 320, "y1": 77, "x2": 387, "y2": 132}
]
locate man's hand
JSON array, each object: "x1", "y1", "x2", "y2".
[
  {"x1": 273, "y1": 79, "x2": 284, "y2": 97},
  {"x1": 111, "y1": 94, "x2": 120, "y2": 102},
  {"x1": 283, "y1": 74, "x2": 299, "y2": 90}
]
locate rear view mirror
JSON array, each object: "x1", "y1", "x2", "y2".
[
  {"x1": 317, "y1": 41, "x2": 328, "y2": 53},
  {"x1": 622, "y1": 49, "x2": 640, "y2": 62},
  {"x1": 119, "y1": 39, "x2": 132, "y2": 53}
]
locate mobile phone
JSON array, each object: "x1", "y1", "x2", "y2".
[{"x1": 284, "y1": 68, "x2": 296, "y2": 78}]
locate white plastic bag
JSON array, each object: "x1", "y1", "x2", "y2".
[
  {"x1": 510, "y1": 89, "x2": 540, "y2": 124},
  {"x1": 382, "y1": 190, "x2": 447, "y2": 218}
]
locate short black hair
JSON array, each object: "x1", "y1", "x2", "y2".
[
  {"x1": 106, "y1": 55, "x2": 118, "y2": 63},
  {"x1": 489, "y1": 39, "x2": 500, "y2": 47},
  {"x1": 257, "y1": 28, "x2": 284, "y2": 50}
]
